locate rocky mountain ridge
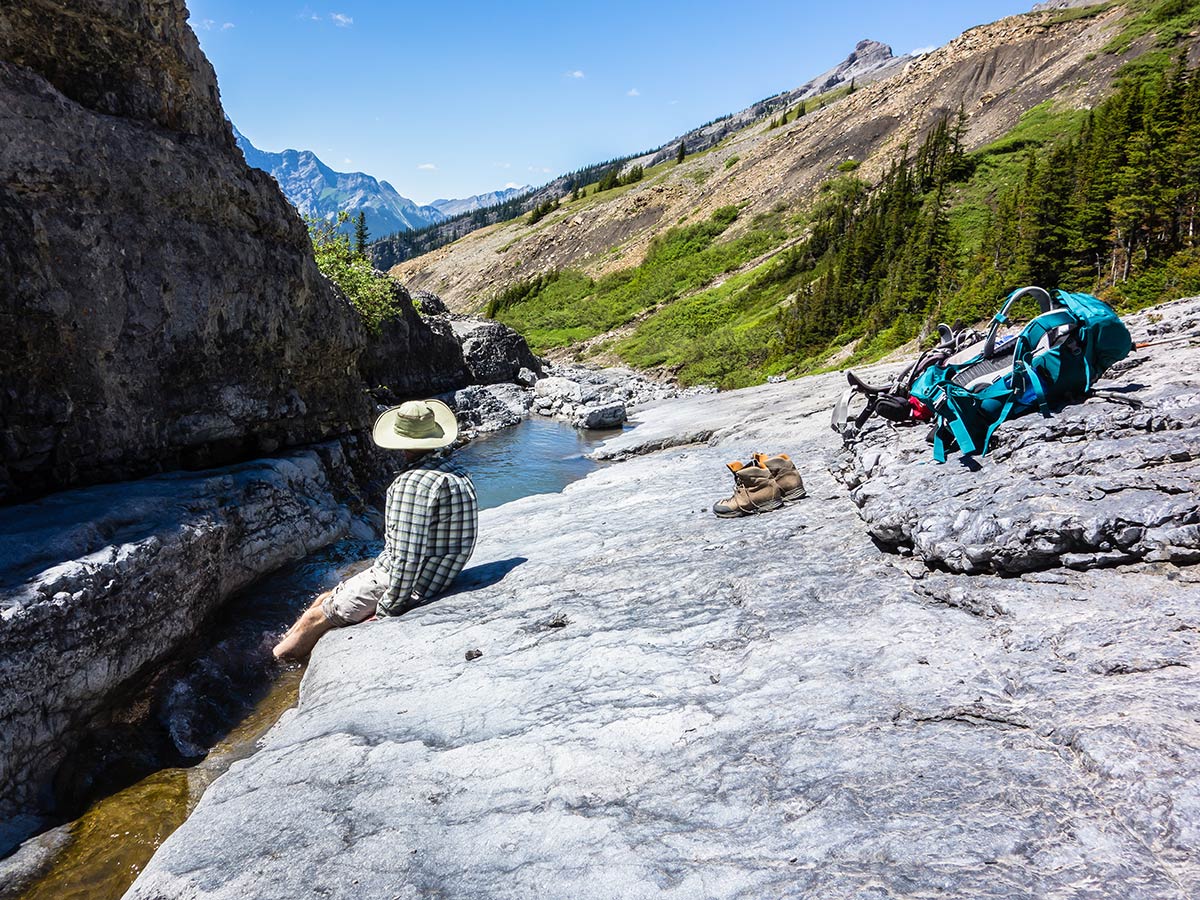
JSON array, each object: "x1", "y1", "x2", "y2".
[
  {"x1": 1032, "y1": 0, "x2": 1111, "y2": 10},
  {"x1": 627, "y1": 38, "x2": 910, "y2": 172},
  {"x1": 390, "y1": 4, "x2": 1136, "y2": 316},
  {"x1": 367, "y1": 37, "x2": 909, "y2": 271},
  {"x1": 233, "y1": 126, "x2": 527, "y2": 238},
  {"x1": 431, "y1": 189, "x2": 530, "y2": 219}
]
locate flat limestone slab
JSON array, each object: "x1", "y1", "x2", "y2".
[{"x1": 128, "y1": 304, "x2": 1200, "y2": 899}]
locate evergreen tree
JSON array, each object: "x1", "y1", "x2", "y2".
[
  {"x1": 597, "y1": 166, "x2": 622, "y2": 192},
  {"x1": 354, "y1": 211, "x2": 369, "y2": 257},
  {"x1": 676, "y1": 141, "x2": 686, "y2": 164}
]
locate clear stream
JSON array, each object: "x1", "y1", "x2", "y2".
[{"x1": 15, "y1": 417, "x2": 617, "y2": 900}]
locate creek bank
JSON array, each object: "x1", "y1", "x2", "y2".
[
  {"x1": 0, "y1": 437, "x2": 385, "y2": 843},
  {"x1": 0, "y1": 280, "x2": 658, "y2": 846},
  {"x1": 127, "y1": 300, "x2": 1200, "y2": 899},
  {"x1": 446, "y1": 357, "x2": 707, "y2": 435}
]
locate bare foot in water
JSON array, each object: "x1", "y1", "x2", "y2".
[{"x1": 274, "y1": 592, "x2": 334, "y2": 660}]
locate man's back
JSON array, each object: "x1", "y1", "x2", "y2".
[{"x1": 379, "y1": 454, "x2": 478, "y2": 615}]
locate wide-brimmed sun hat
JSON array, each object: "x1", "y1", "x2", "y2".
[{"x1": 372, "y1": 399, "x2": 458, "y2": 450}]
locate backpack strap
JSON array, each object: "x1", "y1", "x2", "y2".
[
  {"x1": 982, "y1": 287, "x2": 1058, "y2": 360},
  {"x1": 1011, "y1": 309, "x2": 1077, "y2": 362},
  {"x1": 945, "y1": 411, "x2": 979, "y2": 456}
]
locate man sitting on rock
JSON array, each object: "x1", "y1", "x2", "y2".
[{"x1": 273, "y1": 400, "x2": 478, "y2": 660}]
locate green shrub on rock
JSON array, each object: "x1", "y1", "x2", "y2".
[{"x1": 307, "y1": 212, "x2": 401, "y2": 332}]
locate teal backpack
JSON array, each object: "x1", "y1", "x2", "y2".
[{"x1": 909, "y1": 286, "x2": 1132, "y2": 462}]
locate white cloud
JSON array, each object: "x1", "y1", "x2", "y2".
[
  {"x1": 565, "y1": 70, "x2": 585, "y2": 79},
  {"x1": 493, "y1": 162, "x2": 512, "y2": 169},
  {"x1": 221, "y1": 22, "x2": 235, "y2": 30},
  {"x1": 417, "y1": 163, "x2": 438, "y2": 171},
  {"x1": 527, "y1": 165, "x2": 552, "y2": 174},
  {"x1": 196, "y1": 18, "x2": 215, "y2": 30},
  {"x1": 626, "y1": 88, "x2": 640, "y2": 97},
  {"x1": 331, "y1": 12, "x2": 353, "y2": 27},
  {"x1": 343, "y1": 158, "x2": 353, "y2": 165}
]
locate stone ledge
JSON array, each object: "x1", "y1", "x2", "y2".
[{"x1": 0, "y1": 435, "x2": 383, "y2": 841}]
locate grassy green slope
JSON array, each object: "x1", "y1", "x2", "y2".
[{"x1": 487, "y1": 0, "x2": 1200, "y2": 388}]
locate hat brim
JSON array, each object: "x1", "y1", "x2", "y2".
[{"x1": 372, "y1": 400, "x2": 459, "y2": 450}]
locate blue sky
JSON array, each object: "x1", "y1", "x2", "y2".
[{"x1": 189, "y1": 1, "x2": 1035, "y2": 205}]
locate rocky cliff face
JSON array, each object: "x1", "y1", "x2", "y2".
[
  {"x1": 126, "y1": 297, "x2": 1200, "y2": 899},
  {"x1": 0, "y1": 0, "x2": 477, "y2": 505}
]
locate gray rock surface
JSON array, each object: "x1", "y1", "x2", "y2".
[
  {"x1": 832, "y1": 297, "x2": 1200, "y2": 575},
  {"x1": 127, "y1": 299, "x2": 1200, "y2": 899},
  {"x1": 573, "y1": 401, "x2": 627, "y2": 430},
  {"x1": 450, "y1": 318, "x2": 544, "y2": 386},
  {"x1": 0, "y1": 436, "x2": 388, "y2": 838}
]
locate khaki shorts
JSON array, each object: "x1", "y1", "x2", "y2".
[{"x1": 321, "y1": 563, "x2": 389, "y2": 627}]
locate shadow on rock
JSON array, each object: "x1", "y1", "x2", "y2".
[{"x1": 443, "y1": 557, "x2": 528, "y2": 596}]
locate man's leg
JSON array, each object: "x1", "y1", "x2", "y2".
[
  {"x1": 273, "y1": 565, "x2": 386, "y2": 660},
  {"x1": 273, "y1": 591, "x2": 334, "y2": 660}
]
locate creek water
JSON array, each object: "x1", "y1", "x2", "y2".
[{"x1": 14, "y1": 417, "x2": 617, "y2": 900}]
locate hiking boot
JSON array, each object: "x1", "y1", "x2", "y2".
[
  {"x1": 753, "y1": 453, "x2": 807, "y2": 501},
  {"x1": 712, "y1": 463, "x2": 783, "y2": 517}
]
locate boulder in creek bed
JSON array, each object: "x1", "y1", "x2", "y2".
[
  {"x1": 446, "y1": 384, "x2": 529, "y2": 434},
  {"x1": 126, "y1": 299, "x2": 1200, "y2": 900},
  {"x1": 449, "y1": 319, "x2": 544, "y2": 386},
  {"x1": 573, "y1": 401, "x2": 627, "y2": 430},
  {"x1": 533, "y1": 376, "x2": 585, "y2": 404}
]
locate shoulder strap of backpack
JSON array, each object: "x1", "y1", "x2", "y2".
[{"x1": 1011, "y1": 309, "x2": 1077, "y2": 364}]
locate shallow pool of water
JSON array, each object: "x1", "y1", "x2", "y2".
[
  {"x1": 13, "y1": 416, "x2": 616, "y2": 900},
  {"x1": 454, "y1": 416, "x2": 619, "y2": 510}
]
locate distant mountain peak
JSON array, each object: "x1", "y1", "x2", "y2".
[
  {"x1": 626, "y1": 38, "x2": 909, "y2": 170},
  {"x1": 231, "y1": 126, "x2": 525, "y2": 239}
]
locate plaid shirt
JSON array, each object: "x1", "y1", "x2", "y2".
[{"x1": 377, "y1": 454, "x2": 478, "y2": 617}]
